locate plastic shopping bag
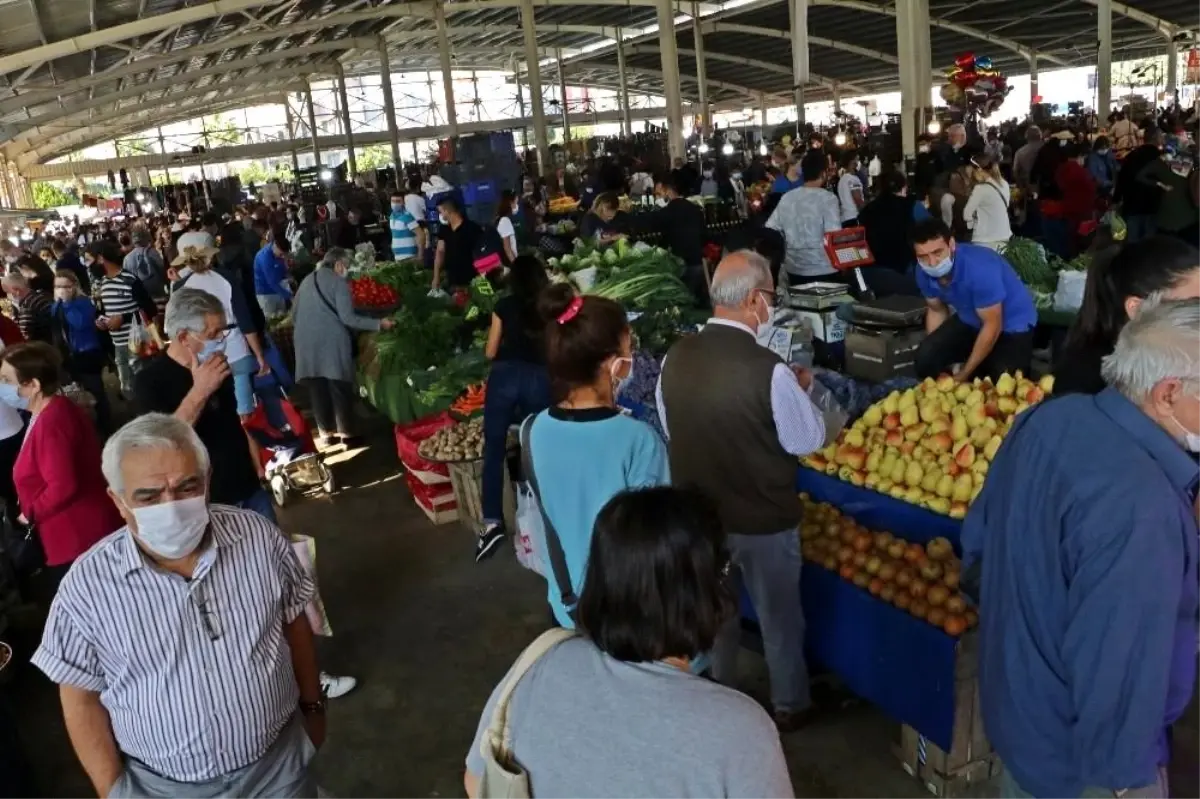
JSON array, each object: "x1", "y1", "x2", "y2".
[
  {"x1": 1053, "y1": 270, "x2": 1086, "y2": 313},
  {"x1": 513, "y1": 481, "x2": 545, "y2": 577},
  {"x1": 807, "y1": 375, "x2": 849, "y2": 448},
  {"x1": 127, "y1": 312, "x2": 164, "y2": 359},
  {"x1": 289, "y1": 534, "x2": 334, "y2": 637}
]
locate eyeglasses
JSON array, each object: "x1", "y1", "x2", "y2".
[{"x1": 190, "y1": 591, "x2": 222, "y2": 642}]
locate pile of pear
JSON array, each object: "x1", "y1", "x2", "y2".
[{"x1": 803, "y1": 372, "x2": 1055, "y2": 518}]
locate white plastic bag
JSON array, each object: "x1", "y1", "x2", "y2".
[
  {"x1": 290, "y1": 534, "x2": 334, "y2": 637},
  {"x1": 513, "y1": 481, "x2": 545, "y2": 577},
  {"x1": 571, "y1": 266, "x2": 599, "y2": 291},
  {"x1": 807, "y1": 377, "x2": 850, "y2": 448},
  {"x1": 1053, "y1": 270, "x2": 1086, "y2": 313}
]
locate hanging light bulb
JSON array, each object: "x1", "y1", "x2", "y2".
[
  {"x1": 927, "y1": 120, "x2": 942, "y2": 135},
  {"x1": 721, "y1": 142, "x2": 734, "y2": 155},
  {"x1": 135, "y1": 192, "x2": 146, "y2": 203},
  {"x1": 697, "y1": 143, "x2": 710, "y2": 154},
  {"x1": 320, "y1": 169, "x2": 333, "y2": 181},
  {"x1": 759, "y1": 143, "x2": 769, "y2": 156},
  {"x1": 834, "y1": 131, "x2": 847, "y2": 146}
]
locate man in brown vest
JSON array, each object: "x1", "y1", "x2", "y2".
[{"x1": 657, "y1": 250, "x2": 827, "y2": 731}]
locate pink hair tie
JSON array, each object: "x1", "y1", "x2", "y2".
[{"x1": 556, "y1": 296, "x2": 584, "y2": 325}]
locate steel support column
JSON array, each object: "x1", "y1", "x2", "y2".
[
  {"x1": 377, "y1": 38, "x2": 403, "y2": 186},
  {"x1": 913, "y1": 0, "x2": 931, "y2": 132},
  {"x1": 435, "y1": 0, "x2": 458, "y2": 137},
  {"x1": 1165, "y1": 35, "x2": 1178, "y2": 101},
  {"x1": 895, "y1": 0, "x2": 920, "y2": 159},
  {"x1": 616, "y1": 29, "x2": 631, "y2": 138},
  {"x1": 1029, "y1": 52, "x2": 1039, "y2": 108},
  {"x1": 759, "y1": 92, "x2": 768, "y2": 142},
  {"x1": 520, "y1": 0, "x2": 549, "y2": 175},
  {"x1": 656, "y1": 0, "x2": 685, "y2": 161},
  {"x1": 789, "y1": 0, "x2": 809, "y2": 130},
  {"x1": 514, "y1": 69, "x2": 528, "y2": 150},
  {"x1": 692, "y1": 2, "x2": 709, "y2": 137},
  {"x1": 557, "y1": 48, "x2": 571, "y2": 143},
  {"x1": 282, "y1": 100, "x2": 301, "y2": 176},
  {"x1": 334, "y1": 63, "x2": 357, "y2": 178},
  {"x1": 157, "y1": 126, "x2": 172, "y2": 183},
  {"x1": 1097, "y1": 0, "x2": 1112, "y2": 116},
  {"x1": 832, "y1": 83, "x2": 841, "y2": 113},
  {"x1": 304, "y1": 82, "x2": 321, "y2": 168}
]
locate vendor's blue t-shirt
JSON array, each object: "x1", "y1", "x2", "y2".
[
  {"x1": 527, "y1": 407, "x2": 670, "y2": 627},
  {"x1": 772, "y1": 174, "x2": 799, "y2": 194},
  {"x1": 916, "y1": 243, "x2": 1037, "y2": 333}
]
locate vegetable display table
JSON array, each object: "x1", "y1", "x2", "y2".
[{"x1": 741, "y1": 467, "x2": 965, "y2": 752}]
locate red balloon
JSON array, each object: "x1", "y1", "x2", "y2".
[
  {"x1": 954, "y1": 53, "x2": 976, "y2": 70},
  {"x1": 954, "y1": 70, "x2": 979, "y2": 88}
]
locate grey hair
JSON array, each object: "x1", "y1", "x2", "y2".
[
  {"x1": 163, "y1": 287, "x2": 225, "y2": 339},
  {"x1": 321, "y1": 247, "x2": 351, "y2": 269},
  {"x1": 708, "y1": 250, "x2": 772, "y2": 308},
  {"x1": 101, "y1": 412, "x2": 210, "y2": 494},
  {"x1": 0, "y1": 273, "x2": 28, "y2": 291},
  {"x1": 1101, "y1": 298, "x2": 1200, "y2": 403},
  {"x1": 948, "y1": 123, "x2": 966, "y2": 137}
]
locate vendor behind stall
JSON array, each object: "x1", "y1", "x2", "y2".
[
  {"x1": 332, "y1": 207, "x2": 370, "y2": 250},
  {"x1": 579, "y1": 192, "x2": 621, "y2": 242},
  {"x1": 633, "y1": 173, "x2": 706, "y2": 301},
  {"x1": 911, "y1": 218, "x2": 1037, "y2": 381}
]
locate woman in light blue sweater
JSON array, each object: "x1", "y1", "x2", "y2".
[{"x1": 524, "y1": 285, "x2": 669, "y2": 627}]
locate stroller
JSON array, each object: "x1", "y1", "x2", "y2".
[{"x1": 243, "y1": 387, "x2": 335, "y2": 506}]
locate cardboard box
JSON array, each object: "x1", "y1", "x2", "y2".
[
  {"x1": 795, "y1": 309, "x2": 847, "y2": 344},
  {"x1": 895, "y1": 632, "x2": 1001, "y2": 797},
  {"x1": 787, "y1": 282, "x2": 852, "y2": 344},
  {"x1": 844, "y1": 324, "x2": 925, "y2": 382}
]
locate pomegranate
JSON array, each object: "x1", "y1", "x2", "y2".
[
  {"x1": 839, "y1": 563, "x2": 856, "y2": 581},
  {"x1": 837, "y1": 546, "x2": 855, "y2": 564},
  {"x1": 909, "y1": 598, "x2": 930, "y2": 620},
  {"x1": 887, "y1": 540, "x2": 907, "y2": 560},
  {"x1": 852, "y1": 532, "x2": 873, "y2": 552},
  {"x1": 877, "y1": 561, "x2": 898, "y2": 582},
  {"x1": 893, "y1": 591, "x2": 912, "y2": 610},
  {"x1": 926, "y1": 585, "x2": 950, "y2": 607},
  {"x1": 909, "y1": 578, "x2": 929, "y2": 598},
  {"x1": 925, "y1": 536, "x2": 954, "y2": 561},
  {"x1": 927, "y1": 607, "x2": 947, "y2": 628},
  {"x1": 879, "y1": 583, "x2": 897, "y2": 603},
  {"x1": 919, "y1": 561, "x2": 944, "y2": 582},
  {"x1": 865, "y1": 555, "x2": 883, "y2": 575},
  {"x1": 821, "y1": 555, "x2": 838, "y2": 571},
  {"x1": 868, "y1": 578, "x2": 884, "y2": 596},
  {"x1": 874, "y1": 531, "x2": 893, "y2": 551},
  {"x1": 944, "y1": 595, "x2": 966, "y2": 614},
  {"x1": 943, "y1": 569, "x2": 961, "y2": 590},
  {"x1": 903, "y1": 543, "x2": 925, "y2": 563},
  {"x1": 894, "y1": 568, "x2": 914, "y2": 588},
  {"x1": 852, "y1": 571, "x2": 871, "y2": 589},
  {"x1": 853, "y1": 552, "x2": 868, "y2": 568},
  {"x1": 943, "y1": 614, "x2": 968, "y2": 637}
]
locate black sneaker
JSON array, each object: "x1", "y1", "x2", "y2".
[{"x1": 475, "y1": 524, "x2": 505, "y2": 563}]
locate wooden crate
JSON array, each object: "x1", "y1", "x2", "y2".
[{"x1": 895, "y1": 631, "x2": 1002, "y2": 797}]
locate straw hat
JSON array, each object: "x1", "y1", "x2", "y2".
[{"x1": 171, "y1": 231, "x2": 219, "y2": 266}]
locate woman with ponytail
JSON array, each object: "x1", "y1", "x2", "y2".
[
  {"x1": 522, "y1": 284, "x2": 669, "y2": 626},
  {"x1": 1053, "y1": 236, "x2": 1199, "y2": 395}
]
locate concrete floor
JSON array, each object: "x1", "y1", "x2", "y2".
[{"x1": 8, "y1": 411, "x2": 1199, "y2": 797}]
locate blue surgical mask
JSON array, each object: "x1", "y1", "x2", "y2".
[
  {"x1": 391, "y1": 202, "x2": 404, "y2": 212},
  {"x1": 0, "y1": 383, "x2": 29, "y2": 410},
  {"x1": 196, "y1": 337, "x2": 225, "y2": 363},
  {"x1": 921, "y1": 256, "x2": 953, "y2": 279}
]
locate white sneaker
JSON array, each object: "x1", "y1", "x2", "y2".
[{"x1": 319, "y1": 671, "x2": 358, "y2": 699}]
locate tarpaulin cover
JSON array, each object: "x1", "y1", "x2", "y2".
[{"x1": 740, "y1": 467, "x2": 965, "y2": 751}]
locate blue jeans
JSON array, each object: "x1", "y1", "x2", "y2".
[
  {"x1": 231, "y1": 354, "x2": 259, "y2": 416},
  {"x1": 482, "y1": 360, "x2": 550, "y2": 526},
  {"x1": 1041, "y1": 217, "x2": 1071, "y2": 259},
  {"x1": 1125, "y1": 213, "x2": 1157, "y2": 242},
  {"x1": 237, "y1": 488, "x2": 278, "y2": 525}
]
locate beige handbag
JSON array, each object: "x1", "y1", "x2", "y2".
[{"x1": 477, "y1": 628, "x2": 576, "y2": 798}]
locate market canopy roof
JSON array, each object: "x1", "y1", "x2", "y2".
[{"x1": 0, "y1": 0, "x2": 1195, "y2": 168}]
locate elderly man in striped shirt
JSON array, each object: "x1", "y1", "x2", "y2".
[{"x1": 32, "y1": 413, "x2": 325, "y2": 798}]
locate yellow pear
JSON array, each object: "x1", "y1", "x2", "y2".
[
  {"x1": 937, "y1": 452, "x2": 953, "y2": 467},
  {"x1": 950, "y1": 415, "x2": 969, "y2": 443},
  {"x1": 865, "y1": 450, "x2": 882, "y2": 473},
  {"x1": 965, "y1": 389, "x2": 985, "y2": 408},
  {"x1": 983, "y1": 434, "x2": 1003, "y2": 461},
  {"x1": 995, "y1": 373, "x2": 1016, "y2": 397},
  {"x1": 935, "y1": 473, "x2": 954, "y2": 498},
  {"x1": 889, "y1": 458, "x2": 907, "y2": 483},
  {"x1": 862, "y1": 404, "x2": 883, "y2": 427},
  {"x1": 927, "y1": 496, "x2": 951, "y2": 514},
  {"x1": 1038, "y1": 374, "x2": 1055, "y2": 394},
  {"x1": 970, "y1": 425, "x2": 993, "y2": 448},
  {"x1": 1015, "y1": 401, "x2": 1030, "y2": 415},
  {"x1": 954, "y1": 383, "x2": 972, "y2": 401},
  {"x1": 881, "y1": 392, "x2": 900, "y2": 414},
  {"x1": 824, "y1": 460, "x2": 839, "y2": 475},
  {"x1": 899, "y1": 406, "x2": 920, "y2": 427},
  {"x1": 904, "y1": 460, "x2": 924, "y2": 488},
  {"x1": 864, "y1": 472, "x2": 880, "y2": 489},
  {"x1": 970, "y1": 483, "x2": 983, "y2": 502},
  {"x1": 821, "y1": 443, "x2": 837, "y2": 460},
  {"x1": 920, "y1": 377, "x2": 938, "y2": 393},
  {"x1": 921, "y1": 470, "x2": 941, "y2": 493},
  {"x1": 929, "y1": 417, "x2": 951, "y2": 435},
  {"x1": 919, "y1": 402, "x2": 941, "y2": 423},
  {"x1": 996, "y1": 396, "x2": 1018, "y2": 415},
  {"x1": 904, "y1": 486, "x2": 924, "y2": 504},
  {"x1": 952, "y1": 473, "x2": 974, "y2": 502},
  {"x1": 888, "y1": 484, "x2": 908, "y2": 500},
  {"x1": 839, "y1": 465, "x2": 856, "y2": 482},
  {"x1": 879, "y1": 451, "x2": 898, "y2": 474},
  {"x1": 844, "y1": 429, "x2": 865, "y2": 448},
  {"x1": 971, "y1": 459, "x2": 989, "y2": 478},
  {"x1": 877, "y1": 478, "x2": 894, "y2": 493}
]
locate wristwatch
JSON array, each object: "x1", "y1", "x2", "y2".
[{"x1": 298, "y1": 699, "x2": 326, "y2": 716}]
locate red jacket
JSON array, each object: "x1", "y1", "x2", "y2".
[
  {"x1": 0, "y1": 314, "x2": 23, "y2": 347},
  {"x1": 1055, "y1": 160, "x2": 1097, "y2": 222},
  {"x1": 13, "y1": 396, "x2": 122, "y2": 565}
]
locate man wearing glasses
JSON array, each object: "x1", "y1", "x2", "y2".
[{"x1": 33, "y1": 413, "x2": 324, "y2": 798}]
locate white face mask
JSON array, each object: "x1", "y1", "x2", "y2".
[
  {"x1": 610, "y1": 356, "x2": 633, "y2": 398},
  {"x1": 127, "y1": 495, "x2": 210, "y2": 560},
  {"x1": 1169, "y1": 406, "x2": 1200, "y2": 453},
  {"x1": 753, "y1": 292, "x2": 776, "y2": 337}
]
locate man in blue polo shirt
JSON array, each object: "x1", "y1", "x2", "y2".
[
  {"x1": 911, "y1": 218, "x2": 1036, "y2": 381},
  {"x1": 389, "y1": 191, "x2": 419, "y2": 261}
]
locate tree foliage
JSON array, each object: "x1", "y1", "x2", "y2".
[
  {"x1": 235, "y1": 160, "x2": 293, "y2": 188},
  {"x1": 204, "y1": 114, "x2": 244, "y2": 147},
  {"x1": 354, "y1": 144, "x2": 395, "y2": 172},
  {"x1": 32, "y1": 182, "x2": 75, "y2": 209}
]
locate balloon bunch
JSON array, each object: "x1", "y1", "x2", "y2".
[{"x1": 940, "y1": 52, "x2": 1011, "y2": 114}]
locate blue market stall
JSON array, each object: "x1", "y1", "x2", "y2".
[{"x1": 741, "y1": 467, "x2": 967, "y2": 753}]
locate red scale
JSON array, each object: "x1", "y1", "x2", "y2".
[{"x1": 823, "y1": 226, "x2": 875, "y2": 296}]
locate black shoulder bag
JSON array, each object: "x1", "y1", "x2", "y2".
[
  {"x1": 311, "y1": 271, "x2": 359, "y2": 359},
  {"x1": 519, "y1": 416, "x2": 578, "y2": 623}
]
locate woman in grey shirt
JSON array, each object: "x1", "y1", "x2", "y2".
[
  {"x1": 293, "y1": 248, "x2": 393, "y2": 446},
  {"x1": 465, "y1": 487, "x2": 793, "y2": 798}
]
